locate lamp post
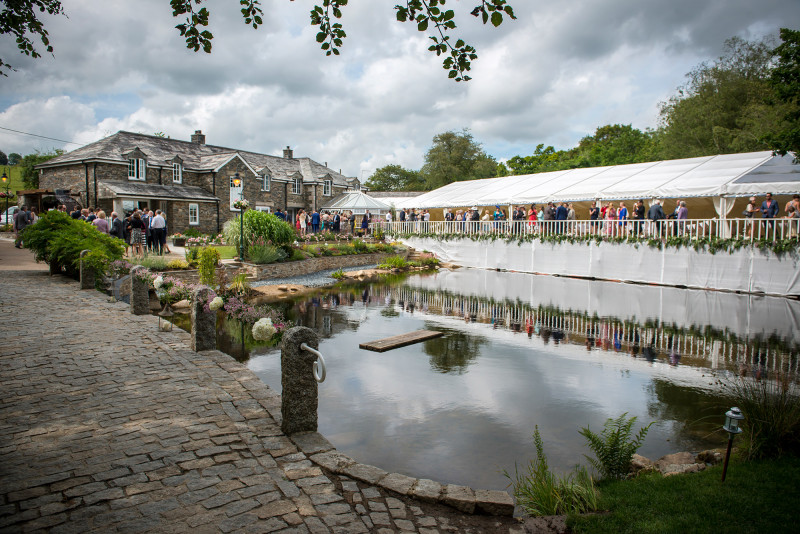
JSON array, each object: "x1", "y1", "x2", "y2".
[
  {"x1": 1, "y1": 170, "x2": 9, "y2": 227},
  {"x1": 232, "y1": 172, "x2": 245, "y2": 262},
  {"x1": 721, "y1": 406, "x2": 744, "y2": 482}
]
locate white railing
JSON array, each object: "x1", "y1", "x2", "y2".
[{"x1": 371, "y1": 218, "x2": 800, "y2": 243}]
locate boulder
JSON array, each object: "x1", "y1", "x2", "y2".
[
  {"x1": 172, "y1": 299, "x2": 191, "y2": 309},
  {"x1": 630, "y1": 453, "x2": 655, "y2": 475},
  {"x1": 696, "y1": 449, "x2": 725, "y2": 465},
  {"x1": 662, "y1": 463, "x2": 706, "y2": 477},
  {"x1": 654, "y1": 452, "x2": 697, "y2": 472},
  {"x1": 522, "y1": 515, "x2": 568, "y2": 534}
]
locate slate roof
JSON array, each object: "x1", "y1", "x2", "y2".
[
  {"x1": 100, "y1": 181, "x2": 218, "y2": 202},
  {"x1": 38, "y1": 131, "x2": 354, "y2": 187}
]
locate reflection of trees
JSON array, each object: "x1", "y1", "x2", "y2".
[
  {"x1": 423, "y1": 327, "x2": 486, "y2": 374},
  {"x1": 646, "y1": 379, "x2": 730, "y2": 447}
]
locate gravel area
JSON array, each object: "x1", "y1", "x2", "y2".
[{"x1": 250, "y1": 264, "x2": 379, "y2": 288}]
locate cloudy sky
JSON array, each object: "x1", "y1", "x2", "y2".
[{"x1": 0, "y1": 0, "x2": 798, "y2": 178}]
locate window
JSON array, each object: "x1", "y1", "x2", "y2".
[
  {"x1": 128, "y1": 158, "x2": 146, "y2": 181},
  {"x1": 173, "y1": 163, "x2": 183, "y2": 184},
  {"x1": 323, "y1": 179, "x2": 332, "y2": 196},
  {"x1": 261, "y1": 174, "x2": 270, "y2": 192},
  {"x1": 292, "y1": 177, "x2": 302, "y2": 195},
  {"x1": 189, "y1": 203, "x2": 199, "y2": 225},
  {"x1": 255, "y1": 206, "x2": 271, "y2": 213}
]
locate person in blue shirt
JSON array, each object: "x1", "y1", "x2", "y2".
[
  {"x1": 761, "y1": 192, "x2": 779, "y2": 235},
  {"x1": 311, "y1": 209, "x2": 320, "y2": 233}
]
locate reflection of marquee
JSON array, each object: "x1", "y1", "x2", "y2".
[{"x1": 365, "y1": 284, "x2": 799, "y2": 375}]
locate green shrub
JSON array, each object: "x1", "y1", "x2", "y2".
[
  {"x1": 184, "y1": 245, "x2": 200, "y2": 265},
  {"x1": 182, "y1": 227, "x2": 201, "y2": 238},
  {"x1": 579, "y1": 413, "x2": 653, "y2": 480},
  {"x1": 223, "y1": 210, "x2": 295, "y2": 253},
  {"x1": 227, "y1": 273, "x2": 250, "y2": 298},
  {"x1": 351, "y1": 238, "x2": 368, "y2": 253},
  {"x1": 166, "y1": 259, "x2": 190, "y2": 270},
  {"x1": 248, "y1": 242, "x2": 287, "y2": 264},
  {"x1": 505, "y1": 427, "x2": 599, "y2": 517},
  {"x1": 23, "y1": 210, "x2": 124, "y2": 276},
  {"x1": 319, "y1": 245, "x2": 334, "y2": 256},
  {"x1": 286, "y1": 248, "x2": 308, "y2": 262},
  {"x1": 725, "y1": 374, "x2": 800, "y2": 460},
  {"x1": 132, "y1": 256, "x2": 170, "y2": 271},
  {"x1": 198, "y1": 246, "x2": 221, "y2": 285},
  {"x1": 378, "y1": 255, "x2": 409, "y2": 269},
  {"x1": 331, "y1": 268, "x2": 346, "y2": 280}
]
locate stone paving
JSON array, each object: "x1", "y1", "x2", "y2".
[{"x1": 0, "y1": 269, "x2": 523, "y2": 533}]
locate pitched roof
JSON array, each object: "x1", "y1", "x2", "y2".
[
  {"x1": 38, "y1": 131, "x2": 353, "y2": 187},
  {"x1": 100, "y1": 181, "x2": 218, "y2": 202}
]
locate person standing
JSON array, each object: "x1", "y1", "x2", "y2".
[
  {"x1": 109, "y1": 211, "x2": 125, "y2": 240},
  {"x1": 128, "y1": 212, "x2": 145, "y2": 257},
  {"x1": 676, "y1": 201, "x2": 688, "y2": 235},
  {"x1": 333, "y1": 211, "x2": 341, "y2": 233},
  {"x1": 150, "y1": 209, "x2": 166, "y2": 254},
  {"x1": 311, "y1": 209, "x2": 320, "y2": 233},
  {"x1": 298, "y1": 209, "x2": 307, "y2": 235},
  {"x1": 633, "y1": 200, "x2": 645, "y2": 235},
  {"x1": 141, "y1": 209, "x2": 152, "y2": 252},
  {"x1": 92, "y1": 211, "x2": 110, "y2": 234},
  {"x1": 361, "y1": 210, "x2": 371, "y2": 234},
  {"x1": 589, "y1": 201, "x2": 599, "y2": 234},
  {"x1": 13, "y1": 205, "x2": 31, "y2": 248},
  {"x1": 556, "y1": 202, "x2": 568, "y2": 234},
  {"x1": 647, "y1": 199, "x2": 666, "y2": 237},
  {"x1": 761, "y1": 192, "x2": 779, "y2": 236}
]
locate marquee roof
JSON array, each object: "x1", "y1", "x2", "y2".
[
  {"x1": 408, "y1": 151, "x2": 799, "y2": 209},
  {"x1": 321, "y1": 190, "x2": 391, "y2": 213}
]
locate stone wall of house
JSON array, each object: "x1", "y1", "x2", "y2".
[{"x1": 171, "y1": 201, "x2": 218, "y2": 235}]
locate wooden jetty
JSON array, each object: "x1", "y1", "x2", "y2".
[{"x1": 359, "y1": 330, "x2": 443, "y2": 353}]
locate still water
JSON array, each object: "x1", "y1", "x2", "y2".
[{"x1": 222, "y1": 269, "x2": 799, "y2": 490}]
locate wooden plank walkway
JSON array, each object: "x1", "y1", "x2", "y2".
[{"x1": 359, "y1": 330, "x2": 444, "y2": 352}]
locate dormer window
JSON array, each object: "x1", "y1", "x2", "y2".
[
  {"x1": 128, "y1": 158, "x2": 146, "y2": 181},
  {"x1": 173, "y1": 162, "x2": 183, "y2": 184},
  {"x1": 292, "y1": 176, "x2": 302, "y2": 194},
  {"x1": 261, "y1": 174, "x2": 270, "y2": 192},
  {"x1": 323, "y1": 179, "x2": 332, "y2": 196}
]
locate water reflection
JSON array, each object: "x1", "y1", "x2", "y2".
[{"x1": 239, "y1": 269, "x2": 800, "y2": 489}]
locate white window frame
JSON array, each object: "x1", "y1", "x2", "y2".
[
  {"x1": 261, "y1": 174, "x2": 270, "y2": 192},
  {"x1": 128, "y1": 158, "x2": 146, "y2": 181},
  {"x1": 292, "y1": 177, "x2": 302, "y2": 195},
  {"x1": 323, "y1": 179, "x2": 332, "y2": 196},
  {"x1": 255, "y1": 206, "x2": 271, "y2": 213},
  {"x1": 173, "y1": 163, "x2": 183, "y2": 184},
  {"x1": 188, "y1": 203, "x2": 199, "y2": 226}
]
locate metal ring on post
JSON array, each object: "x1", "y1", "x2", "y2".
[{"x1": 300, "y1": 342, "x2": 327, "y2": 383}]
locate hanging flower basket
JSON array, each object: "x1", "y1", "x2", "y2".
[{"x1": 233, "y1": 199, "x2": 249, "y2": 211}]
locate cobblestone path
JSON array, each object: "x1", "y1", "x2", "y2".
[{"x1": 0, "y1": 271, "x2": 522, "y2": 533}]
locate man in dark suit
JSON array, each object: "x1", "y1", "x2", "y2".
[
  {"x1": 109, "y1": 211, "x2": 125, "y2": 240},
  {"x1": 556, "y1": 202, "x2": 568, "y2": 233},
  {"x1": 761, "y1": 192, "x2": 779, "y2": 235}
]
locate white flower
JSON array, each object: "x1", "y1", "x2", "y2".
[
  {"x1": 252, "y1": 317, "x2": 277, "y2": 341},
  {"x1": 209, "y1": 296, "x2": 224, "y2": 311},
  {"x1": 153, "y1": 276, "x2": 164, "y2": 289}
]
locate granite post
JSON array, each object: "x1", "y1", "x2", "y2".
[
  {"x1": 79, "y1": 250, "x2": 95, "y2": 290},
  {"x1": 281, "y1": 326, "x2": 320, "y2": 435},
  {"x1": 130, "y1": 266, "x2": 150, "y2": 315},
  {"x1": 191, "y1": 286, "x2": 216, "y2": 351}
]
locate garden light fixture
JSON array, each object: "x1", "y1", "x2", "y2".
[
  {"x1": 158, "y1": 302, "x2": 174, "y2": 332},
  {"x1": 721, "y1": 406, "x2": 744, "y2": 482},
  {"x1": 232, "y1": 172, "x2": 245, "y2": 262}
]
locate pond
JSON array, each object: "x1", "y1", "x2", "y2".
[{"x1": 170, "y1": 269, "x2": 800, "y2": 491}]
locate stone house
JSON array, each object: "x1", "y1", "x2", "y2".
[{"x1": 36, "y1": 130, "x2": 361, "y2": 235}]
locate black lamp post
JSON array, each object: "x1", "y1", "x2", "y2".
[
  {"x1": 721, "y1": 406, "x2": 744, "y2": 482},
  {"x1": 232, "y1": 172, "x2": 245, "y2": 262},
  {"x1": 1, "y1": 170, "x2": 9, "y2": 227}
]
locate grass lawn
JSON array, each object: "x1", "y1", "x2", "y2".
[
  {"x1": 214, "y1": 245, "x2": 237, "y2": 259},
  {"x1": 568, "y1": 456, "x2": 800, "y2": 533}
]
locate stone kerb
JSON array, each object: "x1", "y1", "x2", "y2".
[
  {"x1": 291, "y1": 432, "x2": 515, "y2": 517},
  {"x1": 79, "y1": 249, "x2": 95, "y2": 289},
  {"x1": 191, "y1": 286, "x2": 216, "y2": 352},
  {"x1": 280, "y1": 326, "x2": 320, "y2": 435},
  {"x1": 129, "y1": 265, "x2": 150, "y2": 315}
]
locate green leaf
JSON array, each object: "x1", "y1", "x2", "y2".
[
  {"x1": 491, "y1": 11, "x2": 503, "y2": 27},
  {"x1": 316, "y1": 32, "x2": 326, "y2": 43},
  {"x1": 418, "y1": 19, "x2": 428, "y2": 31}
]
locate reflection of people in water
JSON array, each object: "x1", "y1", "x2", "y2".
[
  {"x1": 754, "y1": 350, "x2": 768, "y2": 380},
  {"x1": 362, "y1": 287, "x2": 370, "y2": 304},
  {"x1": 541, "y1": 327, "x2": 551, "y2": 345},
  {"x1": 586, "y1": 324, "x2": 596, "y2": 351},
  {"x1": 668, "y1": 334, "x2": 681, "y2": 366},
  {"x1": 642, "y1": 331, "x2": 657, "y2": 362},
  {"x1": 613, "y1": 327, "x2": 622, "y2": 351},
  {"x1": 630, "y1": 329, "x2": 640, "y2": 357}
]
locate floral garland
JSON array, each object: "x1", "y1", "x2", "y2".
[
  {"x1": 233, "y1": 199, "x2": 249, "y2": 210},
  {"x1": 387, "y1": 230, "x2": 800, "y2": 257}
]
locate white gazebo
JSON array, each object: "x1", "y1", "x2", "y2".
[{"x1": 321, "y1": 190, "x2": 392, "y2": 217}]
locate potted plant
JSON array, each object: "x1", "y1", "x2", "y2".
[{"x1": 170, "y1": 233, "x2": 187, "y2": 247}]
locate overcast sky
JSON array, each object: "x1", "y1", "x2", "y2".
[{"x1": 0, "y1": 0, "x2": 798, "y2": 178}]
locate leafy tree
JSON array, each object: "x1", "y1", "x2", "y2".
[
  {"x1": 365, "y1": 164, "x2": 425, "y2": 191},
  {"x1": 0, "y1": 151, "x2": 7, "y2": 165},
  {"x1": 654, "y1": 36, "x2": 789, "y2": 159},
  {"x1": 8, "y1": 153, "x2": 22, "y2": 165},
  {"x1": 505, "y1": 144, "x2": 572, "y2": 175},
  {"x1": 420, "y1": 129, "x2": 497, "y2": 189},
  {"x1": 765, "y1": 28, "x2": 800, "y2": 160},
  {"x1": 2, "y1": 1, "x2": 516, "y2": 81},
  {"x1": 571, "y1": 124, "x2": 656, "y2": 167},
  {"x1": 19, "y1": 149, "x2": 64, "y2": 189}
]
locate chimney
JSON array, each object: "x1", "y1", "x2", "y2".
[
  {"x1": 283, "y1": 146, "x2": 293, "y2": 159},
  {"x1": 191, "y1": 130, "x2": 206, "y2": 144}
]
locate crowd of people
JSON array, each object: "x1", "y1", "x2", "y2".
[
  {"x1": 66, "y1": 205, "x2": 171, "y2": 257},
  {"x1": 385, "y1": 193, "x2": 800, "y2": 238},
  {"x1": 279, "y1": 208, "x2": 374, "y2": 236}
]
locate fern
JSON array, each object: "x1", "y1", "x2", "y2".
[{"x1": 579, "y1": 413, "x2": 653, "y2": 480}]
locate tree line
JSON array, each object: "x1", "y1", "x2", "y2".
[{"x1": 366, "y1": 29, "x2": 799, "y2": 191}]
